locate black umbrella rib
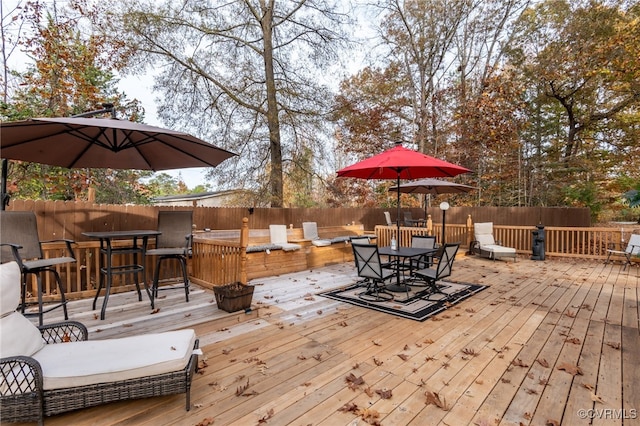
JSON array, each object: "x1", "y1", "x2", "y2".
[{"x1": 65, "y1": 126, "x2": 118, "y2": 168}]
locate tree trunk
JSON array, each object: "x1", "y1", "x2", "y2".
[{"x1": 260, "y1": 1, "x2": 284, "y2": 207}]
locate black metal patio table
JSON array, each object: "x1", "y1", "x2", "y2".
[
  {"x1": 83, "y1": 230, "x2": 161, "y2": 320},
  {"x1": 378, "y1": 246, "x2": 438, "y2": 292}
]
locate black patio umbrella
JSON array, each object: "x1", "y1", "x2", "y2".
[
  {"x1": 389, "y1": 178, "x2": 476, "y2": 196},
  {"x1": 0, "y1": 113, "x2": 237, "y2": 208},
  {"x1": 389, "y1": 177, "x2": 476, "y2": 214}
]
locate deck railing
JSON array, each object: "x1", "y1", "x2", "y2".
[
  {"x1": 26, "y1": 217, "x2": 637, "y2": 304},
  {"x1": 375, "y1": 215, "x2": 632, "y2": 260}
]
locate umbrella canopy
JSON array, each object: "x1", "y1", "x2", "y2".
[
  {"x1": 389, "y1": 178, "x2": 476, "y2": 195},
  {"x1": 0, "y1": 117, "x2": 236, "y2": 171},
  {"x1": 336, "y1": 145, "x2": 469, "y2": 180}
]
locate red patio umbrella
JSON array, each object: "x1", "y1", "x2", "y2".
[
  {"x1": 337, "y1": 144, "x2": 470, "y2": 290},
  {"x1": 337, "y1": 144, "x2": 470, "y2": 233}
]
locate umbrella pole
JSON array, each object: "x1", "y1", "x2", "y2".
[
  {"x1": 1, "y1": 159, "x2": 8, "y2": 210},
  {"x1": 394, "y1": 173, "x2": 403, "y2": 290}
]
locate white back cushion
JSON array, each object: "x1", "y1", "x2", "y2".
[
  {"x1": 302, "y1": 222, "x2": 319, "y2": 240},
  {"x1": 0, "y1": 262, "x2": 45, "y2": 357},
  {"x1": 628, "y1": 234, "x2": 640, "y2": 255},
  {"x1": 474, "y1": 222, "x2": 496, "y2": 246},
  {"x1": 269, "y1": 225, "x2": 288, "y2": 244}
]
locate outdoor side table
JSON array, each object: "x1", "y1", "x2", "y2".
[{"x1": 82, "y1": 230, "x2": 161, "y2": 320}]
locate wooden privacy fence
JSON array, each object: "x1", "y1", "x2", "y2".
[
  {"x1": 5, "y1": 200, "x2": 592, "y2": 242},
  {"x1": 25, "y1": 216, "x2": 637, "y2": 306}
]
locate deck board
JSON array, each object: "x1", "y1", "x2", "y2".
[{"x1": 14, "y1": 256, "x2": 640, "y2": 426}]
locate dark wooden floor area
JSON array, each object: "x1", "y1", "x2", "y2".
[{"x1": 18, "y1": 255, "x2": 640, "y2": 426}]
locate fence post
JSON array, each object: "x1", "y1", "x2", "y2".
[
  {"x1": 426, "y1": 214, "x2": 433, "y2": 236},
  {"x1": 240, "y1": 217, "x2": 249, "y2": 284},
  {"x1": 467, "y1": 214, "x2": 474, "y2": 247}
]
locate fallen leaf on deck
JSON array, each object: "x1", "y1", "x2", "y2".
[
  {"x1": 345, "y1": 373, "x2": 365, "y2": 390},
  {"x1": 557, "y1": 363, "x2": 583, "y2": 376},
  {"x1": 195, "y1": 417, "x2": 214, "y2": 426},
  {"x1": 150, "y1": 308, "x2": 160, "y2": 314},
  {"x1": 606, "y1": 341, "x2": 621, "y2": 350},
  {"x1": 373, "y1": 357, "x2": 383, "y2": 366},
  {"x1": 358, "y1": 407, "x2": 381, "y2": 424},
  {"x1": 235, "y1": 378, "x2": 250, "y2": 396},
  {"x1": 338, "y1": 402, "x2": 359, "y2": 413},
  {"x1": 536, "y1": 358, "x2": 549, "y2": 368},
  {"x1": 462, "y1": 348, "x2": 479, "y2": 357},
  {"x1": 425, "y1": 391, "x2": 449, "y2": 410},
  {"x1": 511, "y1": 359, "x2": 529, "y2": 368},
  {"x1": 546, "y1": 419, "x2": 560, "y2": 426},
  {"x1": 376, "y1": 389, "x2": 392, "y2": 399},
  {"x1": 590, "y1": 392, "x2": 605, "y2": 403},
  {"x1": 565, "y1": 337, "x2": 581, "y2": 344},
  {"x1": 397, "y1": 353, "x2": 409, "y2": 361},
  {"x1": 258, "y1": 408, "x2": 274, "y2": 423}
]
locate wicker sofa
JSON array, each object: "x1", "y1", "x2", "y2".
[{"x1": 0, "y1": 261, "x2": 200, "y2": 425}]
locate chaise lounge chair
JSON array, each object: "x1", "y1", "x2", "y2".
[
  {"x1": 0, "y1": 261, "x2": 200, "y2": 425},
  {"x1": 472, "y1": 222, "x2": 517, "y2": 262},
  {"x1": 605, "y1": 233, "x2": 640, "y2": 270}
]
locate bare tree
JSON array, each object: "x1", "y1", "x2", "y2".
[
  {"x1": 105, "y1": 0, "x2": 352, "y2": 207},
  {"x1": 1, "y1": 0, "x2": 27, "y2": 105}
]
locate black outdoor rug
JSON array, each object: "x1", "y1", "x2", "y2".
[{"x1": 319, "y1": 280, "x2": 487, "y2": 322}]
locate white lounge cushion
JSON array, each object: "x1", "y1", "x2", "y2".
[
  {"x1": 481, "y1": 244, "x2": 516, "y2": 256},
  {"x1": 32, "y1": 329, "x2": 196, "y2": 390},
  {"x1": 0, "y1": 261, "x2": 46, "y2": 358}
]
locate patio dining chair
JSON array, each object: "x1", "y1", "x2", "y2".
[
  {"x1": 383, "y1": 211, "x2": 393, "y2": 227},
  {"x1": 407, "y1": 234, "x2": 437, "y2": 270},
  {"x1": 412, "y1": 243, "x2": 460, "y2": 299},
  {"x1": 145, "y1": 211, "x2": 193, "y2": 309},
  {"x1": 351, "y1": 243, "x2": 395, "y2": 302},
  {"x1": 605, "y1": 233, "x2": 640, "y2": 270},
  {"x1": 403, "y1": 211, "x2": 422, "y2": 227},
  {"x1": 0, "y1": 211, "x2": 75, "y2": 326}
]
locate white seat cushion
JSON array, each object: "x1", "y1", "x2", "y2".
[
  {"x1": 481, "y1": 244, "x2": 516, "y2": 255},
  {"x1": 32, "y1": 329, "x2": 196, "y2": 390}
]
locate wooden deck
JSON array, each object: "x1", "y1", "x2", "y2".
[{"x1": 18, "y1": 255, "x2": 640, "y2": 426}]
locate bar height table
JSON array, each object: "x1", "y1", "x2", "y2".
[{"x1": 83, "y1": 230, "x2": 161, "y2": 320}]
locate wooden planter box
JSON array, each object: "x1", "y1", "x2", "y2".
[{"x1": 213, "y1": 283, "x2": 254, "y2": 313}]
